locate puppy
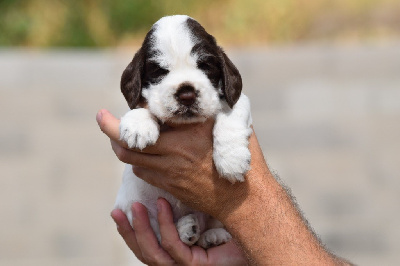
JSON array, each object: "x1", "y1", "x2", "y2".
[{"x1": 114, "y1": 15, "x2": 252, "y2": 248}]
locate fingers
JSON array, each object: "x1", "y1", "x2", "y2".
[
  {"x1": 97, "y1": 109, "x2": 215, "y2": 159},
  {"x1": 112, "y1": 204, "x2": 175, "y2": 265},
  {"x1": 132, "y1": 166, "x2": 168, "y2": 189},
  {"x1": 159, "y1": 118, "x2": 215, "y2": 146},
  {"x1": 97, "y1": 109, "x2": 122, "y2": 143},
  {"x1": 111, "y1": 209, "x2": 144, "y2": 262},
  {"x1": 165, "y1": 117, "x2": 215, "y2": 131},
  {"x1": 111, "y1": 140, "x2": 169, "y2": 170},
  {"x1": 131, "y1": 203, "x2": 175, "y2": 265},
  {"x1": 157, "y1": 198, "x2": 194, "y2": 264},
  {"x1": 112, "y1": 199, "x2": 245, "y2": 265}
]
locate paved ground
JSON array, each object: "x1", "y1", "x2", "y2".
[{"x1": 0, "y1": 43, "x2": 399, "y2": 265}]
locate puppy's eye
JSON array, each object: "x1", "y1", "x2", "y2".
[
  {"x1": 146, "y1": 62, "x2": 168, "y2": 76},
  {"x1": 197, "y1": 60, "x2": 219, "y2": 72},
  {"x1": 197, "y1": 58, "x2": 221, "y2": 88},
  {"x1": 197, "y1": 61, "x2": 211, "y2": 71},
  {"x1": 144, "y1": 62, "x2": 169, "y2": 86}
]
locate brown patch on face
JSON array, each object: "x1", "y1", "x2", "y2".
[
  {"x1": 120, "y1": 26, "x2": 169, "y2": 109},
  {"x1": 186, "y1": 18, "x2": 242, "y2": 108}
]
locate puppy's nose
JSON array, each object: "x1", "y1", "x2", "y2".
[{"x1": 176, "y1": 85, "x2": 197, "y2": 106}]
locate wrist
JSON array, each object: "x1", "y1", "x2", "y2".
[
  {"x1": 217, "y1": 130, "x2": 274, "y2": 225},
  {"x1": 217, "y1": 162, "x2": 275, "y2": 229}
]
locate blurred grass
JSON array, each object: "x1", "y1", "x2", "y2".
[{"x1": 0, "y1": 0, "x2": 399, "y2": 47}]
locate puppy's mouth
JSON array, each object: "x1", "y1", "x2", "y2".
[{"x1": 173, "y1": 105, "x2": 200, "y2": 118}]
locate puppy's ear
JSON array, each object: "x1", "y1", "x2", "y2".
[
  {"x1": 219, "y1": 49, "x2": 242, "y2": 108},
  {"x1": 121, "y1": 48, "x2": 145, "y2": 109}
]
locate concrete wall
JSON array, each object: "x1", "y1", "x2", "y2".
[{"x1": 1, "y1": 44, "x2": 399, "y2": 265}]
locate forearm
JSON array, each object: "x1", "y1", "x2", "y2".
[{"x1": 218, "y1": 133, "x2": 342, "y2": 265}]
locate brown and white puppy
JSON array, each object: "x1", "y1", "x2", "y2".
[{"x1": 115, "y1": 15, "x2": 252, "y2": 248}]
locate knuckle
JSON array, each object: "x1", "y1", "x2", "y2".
[
  {"x1": 117, "y1": 224, "x2": 131, "y2": 236},
  {"x1": 141, "y1": 253, "x2": 154, "y2": 264},
  {"x1": 161, "y1": 238, "x2": 174, "y2": 251},
  {"x1": 114, "y1": 146, "x2": 129, "y2": 163},
  {"x1": 116, "y1": 225, "x2": 127, "y2": 236},
  {"x1": 136, "y1": 256, "x2": 146, "y2": 264},
  {"x1": 132, "y1": 166, "x2": 142, "y2": 177},
  {"x1": 115, "y1": 148, "x2": 126, "y2": 162},
  {"x1": 153, "y1": 252, "x2": 172, "y2": 265},
  {"x1": 142, "y1": 251, "x2": 164, "y2": 265}
]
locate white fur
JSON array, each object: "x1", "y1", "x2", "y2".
[
  {"x1": 115, "y1": 164, "x2": 197, "y2": 241},
  {"x1": 176, "y1": 214, "x2": 201, "y2": 245},
  {"x1": 213, "y1": 94, "x2": 253, "y2": 183},
  {"x1": 119, "y1": 108, "x2": 160, "y2": 150},
  {"x1": 115, "y1": 15, "x2": 252, "y2": 248},
  {"x1": 197, "y1": 228, "x2": 232, "y2": 249},
  {"x1": 142, "y1": 69, "x2": 222, "y2": 124},
  {"x1": 152, "y1": 15, "x2": 194, "y2": 70}
]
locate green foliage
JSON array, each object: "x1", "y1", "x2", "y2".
[
  {"x1": 106, "y1": 0, "x2": 163, "y2": 35},
  {"x1": 54, "y1": 1, "x2": 97, "y2": 47},
  {"x1": 0, "y1": 0, "x2": 399, "y2": 47},
  {"x1": 0, "y1": 0, "x2": 30, "y2": 45}
]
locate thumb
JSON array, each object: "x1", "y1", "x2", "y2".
[{"x1": 96, "y1": 109, "x2": 121, "y2": 141}]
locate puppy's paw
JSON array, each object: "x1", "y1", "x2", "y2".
[
  {"x1": 213, "y1": 135, "x2": 251, "y2": 183},
  {"x1": 119, "y1": 109, "x2": 160, "y2": 150},
  {"x1": 197, "y1": 228, "x2": 232, "y2": 249},
  {"x1": 213, "y1": 94, "x2": 252, "y2": 183},
  {"x1": 176, "y1": 214, "x2": 200, "y2": 246}
]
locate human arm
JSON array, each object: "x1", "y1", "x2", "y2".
[{"x1": 97, "y1": 109, "x2": 351, "y2": 265}]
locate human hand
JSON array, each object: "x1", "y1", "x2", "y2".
[
  {"x1": 96, "y1": 109, "x2": 250, "y2": 220},
  {"x1": 111, "y1": 197, "x2": 247, "y2": 265}
]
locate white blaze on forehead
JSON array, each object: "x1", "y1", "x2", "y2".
[{"x1": 151, "y1": 15, "x2": 196, "y2": 69}]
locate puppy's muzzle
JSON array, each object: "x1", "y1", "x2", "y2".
[{"x1": 175, "y1": 84, "x2": 197, "y2": 106}]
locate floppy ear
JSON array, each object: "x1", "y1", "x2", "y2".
[
  {"x1": 120, "y1": 48, "x2": 145, "y2": 109},
  {"x1": 219, "y1": 49, "x2": 242, "y2": 108}
]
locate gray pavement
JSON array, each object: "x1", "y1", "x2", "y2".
[{"x1": 0, "y1": 43, "x2": 399, "y2": 265}]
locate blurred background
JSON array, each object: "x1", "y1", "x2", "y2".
[{"x1": 1, "y1": 0, "x2": 399, "y2": 265}]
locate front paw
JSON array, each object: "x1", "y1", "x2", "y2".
[
  {"x1": 119, "y1": 109, "x2": 160, "y2": 150},
  {"x1": 176, "y1": 214, "x2": 201, "y2": 246},
  {"x1": 213, "y1": 142, "x2": 251, "y2": 183},
  {"x1": 213, "y1": 94, "x2": 252, "y2": 183}
]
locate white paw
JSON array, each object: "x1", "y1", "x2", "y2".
[
  {"x1": 213, "y1": 94, "x2": 253, "y2": 183},
  {"x1": 176, "y1": 214, "x2": 200, "y2": 246},
  {"x1": 119, "y1": 109, "x2": 160, "y2": 150},
  {"x1": 213, "y1": 126, "x2": 252, "y2": 183},
  {"x1": 197, "y1": 228, "x2": 232, "y2": 249},
  {"x1": 213, "y1": 145, "x2": 251, "y2": 183}
]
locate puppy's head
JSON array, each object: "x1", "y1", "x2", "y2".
[{"x1": 121, "y1": 15, "x2": 242, "y2": 123}]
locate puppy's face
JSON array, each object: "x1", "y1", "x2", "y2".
[{"x1": 121, "y1": 15, "x2": 242, "y2": 123}]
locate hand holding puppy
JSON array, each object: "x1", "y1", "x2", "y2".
[
  {"x1": 97, "y1": 109, "x2": 247, "y2": 220},
  {"x1": 98, "y1": 109, "x2": 351, "y2": 265},
  {"x1": 98, "y1": 109, "x2": 248, "y2": 264}
]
